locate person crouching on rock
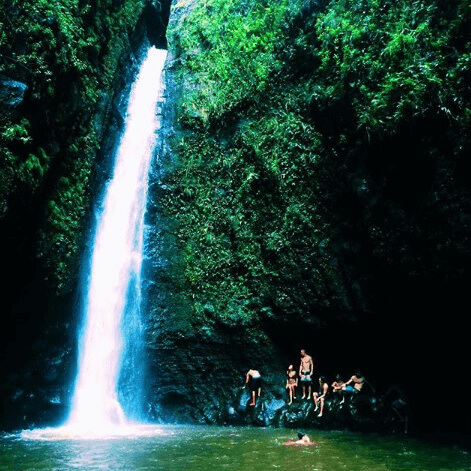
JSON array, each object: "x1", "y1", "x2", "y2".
[
  {"x1": 313, "y1": 376, "x2": 329, "y2": 417},
  {"x1": 245, "y1": 368, "x2": 262, "y2": 406},
  {"x1": 286, "y1": 365, "x2": 298, "y2": 405}
]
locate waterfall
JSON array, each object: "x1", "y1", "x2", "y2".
[{"x1": 63, "y1": 46, "x2": 167, "y2": 436}]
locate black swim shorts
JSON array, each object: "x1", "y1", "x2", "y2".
[{"x1": 249, "y1": 376, "x2": 262, "y2": 391}]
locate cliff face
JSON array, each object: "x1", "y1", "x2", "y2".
[
  {"x1": 144, "y1": 0, "x2": 471, "y2": 434},
  {"x1": 0, "y1": 0, "x2": 170, "y2": 430}
]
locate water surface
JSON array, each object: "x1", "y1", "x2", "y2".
[{"x1": 1, "y1": 426, "x2": 470, "y2": 471}]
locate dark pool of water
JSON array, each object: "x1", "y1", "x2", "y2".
[{"x1": 1, "y1": 425, "x2": 469, "y2": 471}]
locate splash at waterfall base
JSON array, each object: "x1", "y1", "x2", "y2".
[{"x1": 21, "y1": 423, "x2": 165, "y2": 441}]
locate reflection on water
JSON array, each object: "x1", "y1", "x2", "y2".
[{"x1": 1, "y1": 426, "x2": 470, "y2": 471}]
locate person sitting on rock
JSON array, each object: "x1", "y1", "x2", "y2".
[
  {"x1": 299, "y1": 349, "x2": 314, "y2": 399},
  {"x1": 341, "y1": 371, "x2": 375, "y2": 403},
  {"x1": 313, "y1": 376, "x2": 329, "y2": 417},
  {"x1": 344, "y1": 372, "x2": 364, "y2": 393},
  {"x1": 331, "y1": 374, "x2": 346, "y2": 394},
  {"x1": 245, "y1": 368, "x2": 262, "y2": 406},
  {"x1": 331, "y1": 374, "x2": 347, "y2": 404},
  {"x1": 285, "y1": 365, "x2": 298, "y2": 405}
]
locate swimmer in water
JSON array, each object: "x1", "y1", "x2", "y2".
[{"x1": 282, "y1": 431, "x2": 315, "y2": 446}]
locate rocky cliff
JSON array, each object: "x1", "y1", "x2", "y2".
[{"x1": 142, "y1": 0, "x2": 471, "y2": 436}]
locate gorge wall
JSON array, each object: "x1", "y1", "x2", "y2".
[
  {"x1": 0, "y1": 0, "x2": 470, "y2": 438},
  {"x1": 144, "y1": 0, "x2": 471, "y2": 436}
]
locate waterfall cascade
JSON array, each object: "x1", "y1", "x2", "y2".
[{"x1": 22, "y1": 47, "x2": 167, "y2": 439}]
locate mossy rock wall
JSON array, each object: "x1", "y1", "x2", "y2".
[{"x1": 143, "y1": 0, "x2": 471, "y2": 435}]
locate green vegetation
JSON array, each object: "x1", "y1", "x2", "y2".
[
  {"x1": 163, "y1": 0, "x2": 471, "y2": 328},
  {"x1": 0, "y1": 0, "x2": 147, "y2": 293}
]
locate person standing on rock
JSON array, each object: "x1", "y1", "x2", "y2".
[
  {"x1": 299, "y1": 349, "x2": 314, "y2": 399},
  {"x1": 245, "y1": 368, "x2": 262, "y2": 406},
  {"x1": 285, "y1": 365, "x2": 298, "y2": 405}
]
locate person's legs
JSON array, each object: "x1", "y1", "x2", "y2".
[
  {"x1": 313, "y1": 392, "x2": 319, "y2": 409},
  {"x1": 288, "y1": 385, "x2": 293, "y2": 404},
  {"x1": 340, "y1": 386, "x2": 353, "y2": 404},
  {"x1": 250, "y1": 390, "x2": 256, "y2": 405},
  {"x1": 318, "y1": 397, "x2": 325, "y2": 417},
  {"x1": 301, "y1": 383, "x2": 306, "y2": 399}
]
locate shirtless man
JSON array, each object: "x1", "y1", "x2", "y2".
[
  {"x1": 313, "y1": 376, "x2": 329, "y2": 417},
  {"x1": 331, "y1": 374, "x2": 346, "y2": 394},
  {"x1": 299, "y1": 349, "x2": 314, "y2": 399},
  {"x1": 245, "y1": 368, "x2": 262, "y2": 406},
  {"x1": 344, "y1": 372, "x2": 364, "y2": 393}
]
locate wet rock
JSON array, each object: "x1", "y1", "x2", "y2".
[
  {"x1": 236, "y1": 388, "x2": 252, "y2": 414},
  {"x1": 214, "y1": 390, "x2": 392, "y2": 433},
  {"x1": 0, "y1": 76, "x2": 28, "y2": 119},
  {"x1": 144, "y1": 0, "x2": 168, "y2": 49},
  {"x1": 264, "y1": 398, "x2": 285, "y2": 423}
]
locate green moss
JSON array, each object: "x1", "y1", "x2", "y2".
[
  {"x1": 170, "y1": 0, "x2": 288, "y2": 125},
  {"x1": 161, "y1": 0, "x2": 471, "y2": 327},
  {"x1": 0, "y1": 0, "x2": 148, "y2": 294}
]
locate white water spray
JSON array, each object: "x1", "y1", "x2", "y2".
[{"x1": 22, "y1": 47, "x2": 167, "y2": 440}]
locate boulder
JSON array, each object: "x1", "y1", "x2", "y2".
[{"x1": 0, "y1": 76, "x2": 28, "y2": 119}]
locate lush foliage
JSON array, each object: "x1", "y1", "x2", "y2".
[
  {"x1": 163, "y1": 0, "x2": 471, "y2": 328},
  {"x1": 0, "y1": 0, "x2": 146, "y2": 293}
]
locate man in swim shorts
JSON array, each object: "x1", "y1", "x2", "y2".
[
  {"x1": 299, "y1": 349, "x2": 314, "y2": 399},
  {"x1": 245, "y1": 368, "x2": 262, "y2": 406},
  {"x1": 341, "y1": 371, "x2": 375, "y2": 403},
  {"x1": 344, "y1": 372, "x2": 364, "y2": 393}
]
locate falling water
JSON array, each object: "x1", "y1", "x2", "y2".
[
  {"x1": 22, "y1": 47, "x2": 167, "y2": 440},
  {"x1": 68, "y1": 47, "x2": 167, "y2": 434}
]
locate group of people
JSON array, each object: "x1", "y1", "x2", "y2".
[
  {"x1": 245, "y1": 349, "x2": 373, "y2": 418},
  {"x1": 244, "y1": 349, "x2": 409, "y2": 434},
  {"x1": 286, "y1": 349, "x2": 371, "y2": 417}
]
